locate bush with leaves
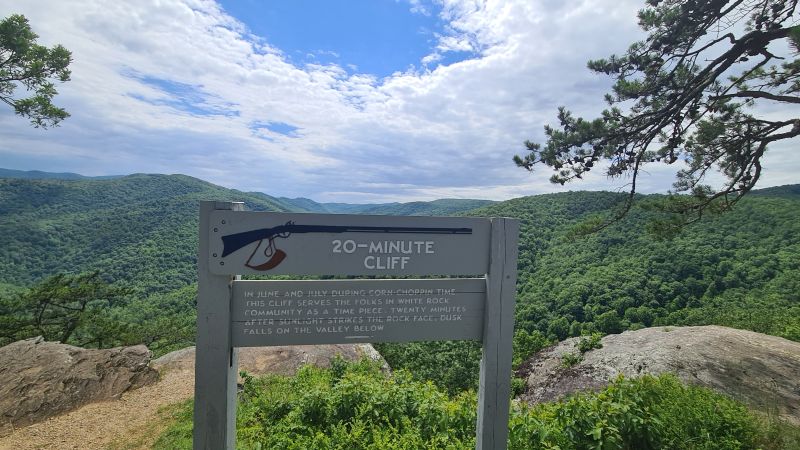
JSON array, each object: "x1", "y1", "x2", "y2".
[
  {"x1": 512, "y1": 328, "x2": 550, "y2": 368},
  {"x1": 576, "y1": 332, "x2": 604, "y2": 353},
  {"x1": 155, "y1": 359, "x2": 798, "y2": 450},
  {"x1": 560, "y1": 352, "x2": 583, "y2": 368},
  {"x1": 374, "y1": 340, "x2": 483, "y2": 394}
]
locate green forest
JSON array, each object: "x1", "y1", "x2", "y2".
[
  {"x1": 1, "y1": 174, "x2": 799, "y2": 447},
  {"x1": 1, "y1": 174, "x2": 798, "y2": 362},
  {"x1": 380, "y1": 187, "x2": 800, "y2": 394}
]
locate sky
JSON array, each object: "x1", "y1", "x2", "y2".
[{"x1": 0, "y1": 0, "x2": 797, "y2": 203}]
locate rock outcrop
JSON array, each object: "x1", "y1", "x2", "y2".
[
  {"x1": 517, "y1": 326, "x2": 800, "y2": 424},
  {"x1": 0, "y1": 337, "x2": 158, "y2": 435},
  {"x1": 152, "y1": 343, "x2": 387, "y2": 377}
]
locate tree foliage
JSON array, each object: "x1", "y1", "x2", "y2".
[
  {"x1": 0, "y1": 271, "x2": 130, "y2": 346},
  {"x1": 474, "y1": 189, "x2": 800, "y2": 345},
  {"x1": 0, "y1": 14, "x2": 71, "y2": 127},
  {"x1": 515, "y1": 0, "x2": 800, "y2": 232}
]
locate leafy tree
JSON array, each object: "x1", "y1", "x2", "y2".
[
  {"x1": 0, "y1": 271, "x2": 130, "y2": 346},
  {"x1": 547, "y1": 316, "x2": 570, "y2": 340},
  {"x1": 0, "y1": 14, "x2": 71, "y2": 127},
  {"x1": 595, "y1": 310, "x2": 624, "y2": 334},
  {"x1": 512, "y1": 328, "x2": 550, "y2": 367},
  {"x1": 515, "y1": 0, "x2": 800, "y2": 232}
]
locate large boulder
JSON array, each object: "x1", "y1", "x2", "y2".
[
  {"x1": 517, "y1": 326, "x2": 800, "y2": 424},
  {"x1": 0, "y1": 337, "x2": 158, "y2": 435},
  {"x1": 152, "y1": 343, "x2": 387, "y2": 377}
]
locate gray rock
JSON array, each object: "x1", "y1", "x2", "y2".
[
  {"x1": 0, "y1": 337, "x2": 158, "y2": 435},
  {"x1": 517, "y1": 326, "x2": 800, "y2": 424},
  {"x1": 152, "y1": 343, "x2": 388, "y2": 377}
]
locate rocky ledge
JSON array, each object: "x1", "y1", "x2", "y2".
[
  {"x1": 0, "y1": 337, "x2": 158, "y2": 435},
  {"x1": 517, "y1": 325, "x2": 800, "y2": 424},
  {"x1": 152, "y1": 343, "x2": 387, "y2": 377}
]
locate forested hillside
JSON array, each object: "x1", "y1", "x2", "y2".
[
  {"x1": 487, "y1": 191, "x2": 800, "y2": 342},
  {"x1": 0, "y1": 174, "x2": 295, "y2": 291},
  {"x1": 377, "y1": 187, "x2": 800, "y2": 392},
  {"x1": 0, "y1": 174, "x2": 303, "y2": 353},
  {"x1": 0, "y1": 174, "x2": 497, "y2": 354},
  {"x1": 0, "y1": 174, "x2": 495, "y2": 290},
  {"x1": 1, "y1": 174, "x2": 798, "y2": 369}
]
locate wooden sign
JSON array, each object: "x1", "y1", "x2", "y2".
[
  {"x1": 208, "y1": 210, "x2": 491, "y2": 276},
  {"x1": 194, "y1": 202, "x2": 519, "y2": 450},
  {"x1": 230, "y1": 278, "x2": 486, "y2": 346}
]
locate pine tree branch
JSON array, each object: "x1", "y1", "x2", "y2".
[{"x1": 713, "y1": 90, "x2": 800, "y2": 104}]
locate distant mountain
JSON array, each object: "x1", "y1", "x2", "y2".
[
  {"x1": 750, "y1": 183, "x2": 800, "y2": 198},
  {"x1": 0, "y1": 168, "x2": 495, "y2": 216},
  {"x1": 274, "y1": 196, "x2": 332, "y2": 213},
  {"x1": 0, "y1": 174, "x2": 491, "y2": 290},
  {"x1": 317, "y1": 202, "x2": 385, "y2": 214},
  {"x1": 346, "y1": 199, "x2": 496, "y2": 216},
  {"x1": 277, "y1": 197, "x2": 496, "y2": 216},
  {"x1": 0, "y1": 174, "x2": 294, "y2": 291},
  {"x1": 274, "y1": 197, "x2": 385, "y2": 214},
  {"x1": 0, "y1": 168, "x2": 123, "y2": 180}
]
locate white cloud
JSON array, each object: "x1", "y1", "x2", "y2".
[
  {"x1": 402, "y1": 0, "x2": 432, "y2": 16},
  {"x1": 0, "y1": 0, "x2": 796, "y2": 203}
]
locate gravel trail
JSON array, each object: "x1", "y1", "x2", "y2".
[{"x1": 0, "y1": 368, "x2": 193, "y2": 450}]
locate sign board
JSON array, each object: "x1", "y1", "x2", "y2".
[
  {"x1": 231, "y1": 278, "x2": 486, "y2": 346},
  {"x1": 194, "y1": 202, "x2": 519, "y2": 450},
  {"x1": 208, "y1": 210, "x2": 491, "y2": 276}
]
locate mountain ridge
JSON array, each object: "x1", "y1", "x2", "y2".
[
  {"x1": 1, "y1": 172, "x2": 798, "y2": 365},
  {"x1": 0, "y1": 167, "x2": 123, "y2": 181},
  {"x1": 0, "y1": 173, "x2": 500, "y2": 289},
  {"x1": 1, "y1": 168, "x2": 495, "y2": 213}
]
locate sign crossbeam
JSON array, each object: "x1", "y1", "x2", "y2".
[{"x1": 194, "y1": 203, "x2": 518, "y2": 450}]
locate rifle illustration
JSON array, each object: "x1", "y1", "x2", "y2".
[{"x1": 220, "y1": 221, "x2": 473, "y2": 271}]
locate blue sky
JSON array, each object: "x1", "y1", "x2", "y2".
[
  {"x1": 218, "y1": 0, "x2": 462, "y2": 77},
  {"x1": 0, "y1": 0, "x2": 797, "y2": 203}
]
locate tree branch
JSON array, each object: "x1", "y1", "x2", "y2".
[{"x1": 713, "y1": 90, "x2": 800, "y2": 104}]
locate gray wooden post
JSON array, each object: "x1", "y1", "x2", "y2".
[
  {"x1": 194, "y1": 201, "x2": 244, "y2": 450},
  {"x1": 476, "y1": 217, "x2": 519, "y2": 450}
]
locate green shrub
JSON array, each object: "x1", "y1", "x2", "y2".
[
  {"x1": 155, "y1": 360, "x2": 799, "y2": 450},
  {"x1": 510, "y1": 377, "x2": 526, "y2": 397},
  {"x1": 576, "y1": 332, "x2": 603, "y2": 353},
  {"x1": 374, "y1": 340, "x2": 482, "y2": 394},
  {"x1": 512, "y1": 329, "x2": 550, "y2": 368},
  {"x1": 560, "y1": 352, "x2": 583, "y2": 368},
  {"x1": 509, "y1": 374, "x2": 764, "y2": 450}
]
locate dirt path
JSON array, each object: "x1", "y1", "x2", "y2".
[{"x1": 0, "y1": 368, "x2": 194, "y2": 450}]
